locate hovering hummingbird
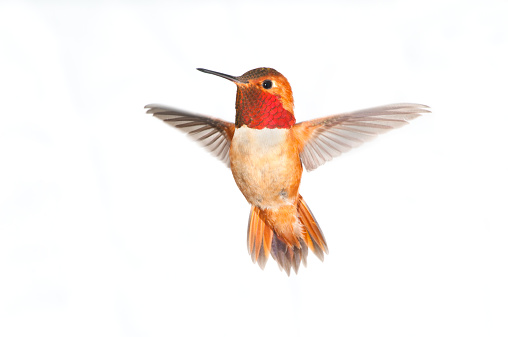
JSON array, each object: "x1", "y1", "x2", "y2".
[{"x1": 145, "y1": 67, "x2": 429, "y2": 275}]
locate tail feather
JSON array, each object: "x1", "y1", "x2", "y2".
[
  {"x1": 270, "y1": 236, "x2": 307, "y2": 275},
  {"x1": 247, "y1": 206, "x2": 272, "y2": 269},
  {"x1": 247, "y1": 195, "x2": 328, "y2": 275},
  {"x1": 297, "y1": 195, "x2": 329, "y2": 260}
]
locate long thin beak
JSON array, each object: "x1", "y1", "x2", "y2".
[{"x1": 197, "y1": 68, "x2": 248, "y2": 84}]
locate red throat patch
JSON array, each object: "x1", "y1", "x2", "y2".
[{"x1": 235, "y1": 87, "x2": 295, "y2": 129}]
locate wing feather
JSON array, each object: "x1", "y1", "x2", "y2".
[
  {"x1": 294, "y1": 103, "x2": 430, "y2": 171},
  {"x1": 145, "y1": 104, "x2": 235, "y2": 167}
]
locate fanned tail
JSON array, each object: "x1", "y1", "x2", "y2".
[{"x1": 247, "y1": 195, "x2": 328, "y2": 275}]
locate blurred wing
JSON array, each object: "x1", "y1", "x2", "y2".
[
  {"x1": 145, "y1": 104, "x2": 235, "y2": 167},
  {"x1": 293, "y1": 103, "x2": 430, "y2": 171}
]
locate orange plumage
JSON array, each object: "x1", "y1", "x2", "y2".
[{"x1": 146, "y1": 67, "x2": 430, "y2": 275}]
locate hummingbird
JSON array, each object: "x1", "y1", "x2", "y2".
[{"x1": 145, "y1": 67, "x2": 430, "y2": 275}]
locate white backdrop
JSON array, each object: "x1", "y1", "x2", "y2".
[{"x1": 1, "y1": 1, "x2": 507, "y2": 336}]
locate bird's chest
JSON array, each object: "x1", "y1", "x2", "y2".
[{"x1": 230, "y1": 126, "x2": 302, "y2": 208}]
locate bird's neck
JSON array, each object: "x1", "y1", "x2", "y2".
[{"x1": 235, "y1": 88, "x2": 295, "y2": 129}]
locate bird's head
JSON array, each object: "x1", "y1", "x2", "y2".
[{"x1": 198, "y1": 67, "x2": 295, "y2": 129}]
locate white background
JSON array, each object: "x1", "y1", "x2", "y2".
[{"x1": 1, "y1": 1, "x2": 507, "y2": 336}]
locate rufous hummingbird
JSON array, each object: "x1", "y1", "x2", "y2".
[{"x1": 146, "y1": 67, "x2": 429, "y2": 275}]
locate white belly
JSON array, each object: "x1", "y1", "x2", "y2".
[{"x1": 232, "y1": 126, "x2": 288, "y2": 156}]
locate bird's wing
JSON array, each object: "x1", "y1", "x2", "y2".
[
  {"x1": 293, "y1": 103, "x2": 430, "y2": 171},
  {"x1": 145, "y1": 104, "x2": 235, "y2": 167}
]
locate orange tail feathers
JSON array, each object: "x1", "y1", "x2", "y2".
[
  {"x1": 247, "y1": 206, "x2": 273, "y2": 269},
  {"x1": 247, "y1": 195, "x2": 328, "y2": 275},
  {"x1": 297, "y1": 195, "x2": 329, "y2": 261}
]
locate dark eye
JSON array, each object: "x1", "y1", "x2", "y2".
[{"x1": 262, "y1": 80, "x2": 272, "y2": 89}]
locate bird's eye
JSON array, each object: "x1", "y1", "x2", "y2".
[{"x1": 262, "y1": 80, "x2": 273, "y2": 89}]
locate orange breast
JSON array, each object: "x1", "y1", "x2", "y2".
[{"x1": 229, "y1": 126, "x2": 302, "y2": 210}]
